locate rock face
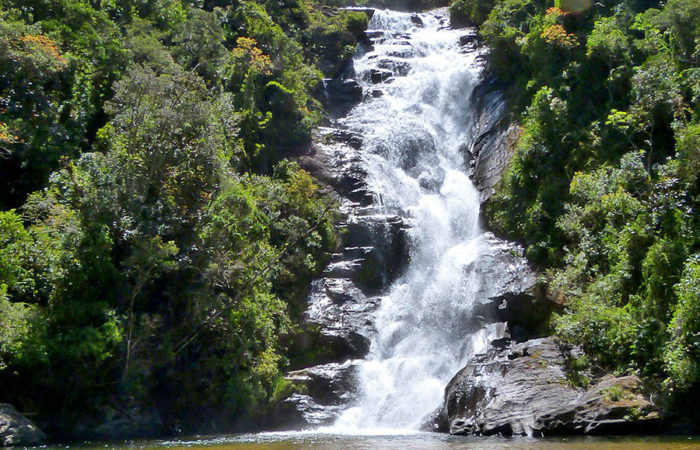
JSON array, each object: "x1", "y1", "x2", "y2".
[
  {"x1": 465, "y1": 234, "x2": 561, "y2": 341},
  {"x1": 297, "y1": 127, "x2": 411, "y2": 367},
  {"x1": 284, "y1": 114, "x2": 411, "y2": 424},
  {"x1": 537, "y1": 375, "x2": 662, "y2": 435},
  {"x1": 319, "y1": 79, "x2": 363, "y2": 119},
  {"x1": 464, "y1": 75, "x2": 522, "y2": 203},
  {"x1": 274, "y1": 360, "x2": 362, "y2": 427},
  {"x1": 435, "y1": 338, "x2": 660, "y2": 436},
  {"x1": 0, "y1": 404, "x2": 45, "y2": 447}
]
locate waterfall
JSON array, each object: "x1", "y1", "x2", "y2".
[{"x1": 324, "y1": 8, "x2": 501, "y2": 431}]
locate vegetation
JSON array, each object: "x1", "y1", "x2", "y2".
[
  {"x1": 1, "y1": 0, "x2": 698, "y2": 438},
  {"x1": 0, "y1": 0, "x2": 369, "y2": 437},
  {"x1": 465, "y1": 0, "x2": 698, "y2": 411}
]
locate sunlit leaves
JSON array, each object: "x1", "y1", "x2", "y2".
[{"x1": 478, "y1": 0, "x2": 700, "y2": 394}]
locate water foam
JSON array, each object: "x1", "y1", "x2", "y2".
[{"x1": 327, "y1": 9, "x2": 497, "y2": 431}]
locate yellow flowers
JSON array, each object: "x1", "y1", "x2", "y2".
[
  {"x1": 546, "y1": 7, "x2": 568, "y2": 17},
  {"x1": 231, "y1": 37, "x2": 272, "y2": 76},
  {"x1": 0, "y1": 122, "x2": 19, "y2": 145},
  {"x1": 18, "y1": 34, "x2": 67, "y2": 69},
  {"x1": 541, "y1": 24, "x2": 579, "y2": 49}
]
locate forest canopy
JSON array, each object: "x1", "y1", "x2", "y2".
[
  {"x1": 0, "y1": 0, "x2": 368, "y2": 437},
  {"x1": 1, "y1": 0, "x2": 699, "y2": 439}
]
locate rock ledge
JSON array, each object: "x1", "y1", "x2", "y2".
[{"x1": 431, "y1": 338, "x2": 661, "y2": 436}]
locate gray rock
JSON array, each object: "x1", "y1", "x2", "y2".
[
  {"x1": 305, "y1": 276, "x2": 378, "y2": 360},
  {"x1": 320, "y1": 79, "x2": 363, "y2": 118},
  {"x1": 458, "y1": 32, "x2": 479, "y2": 48},
  {"x1": 464, "y1": 75, "x2": 522, "y2": 203},
  {"x1": 0, "y1": 404, "x2": 45, "y2": 447},
  {"x1": 285, "y1": 360, "x2": 361, "y2": 406},
  {"x1": 277, "y1": 394, "x2": 345, "y2": 426},
  {"x1": 461, "y1": 233, "x2": 562, "y2": 340},
  {"x1": 438, "y1": 338, "x2": 660, "y2": 436},
  {"x1": 376, "y1": 59, "x2": 412, "y2": 77},
  {"x1": 367, "y1": 69, "x2": 393, "y2": 84},
  {"x1": 537, "y1": 375, "x2": 662, "y2": 435}
]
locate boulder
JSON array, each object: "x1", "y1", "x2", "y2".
[
  {"x1": 376, "y1": 59, "x2": 412, "y2": 77},
  {"x1": 0, "y1": 404, "x2": 45, "y2": 447},
  {"x1": 285, "y1": 360, "x2": 360, "y2": 406},
  {"x1": 458, "y1": 32, "x2": 479, "y2": 48},
  {"x1": 276, "y1": 394, "x2": 345, "y2": 427},
  {"x1": 367, "y1": 69, "x2": 393, "y2": 84},
  {"x1": 438, "y1": 338, "x2": 661, "y2": 436}
]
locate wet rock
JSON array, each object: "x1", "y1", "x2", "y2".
[
  {"x1": 367, "y1": 69, "x2": 393, "y2": 84},
  {"x1": 0, "y1": 404, "x2": 45, "y2": 447},
  {"x1": 410, "y1": 14, "x2": 424, "y2": 26},
  {"x1": 305, "y1": 277, "x2": 377, "y2": 359},
  {"x1": 340, "y1": 215, "x2": 410, "y2": 292},
  {"x1": 444, "y1": 338, "x2": 578, "y2": 436},
  {"x1": 277, "y1": 394, "x2": 345, "y2": 427},
  {"x1": 458, "y1": 32, "x2": 479, "y2": 48},
  {"x1": 465, "y1": 75, "x2": 522, "y2": 203},
  {"x1": 468, "y1": 234, "x2": 537, "y2": 303},
  {"x1": 320, "y1": 79, "x2": 363, "y2": 118},
  {"x1": 285, "y1": 360, "x2": 361, "y2": 406},
  {"x1": 377, "y1": 59, "x2": 412, "y2": 77},
  {"x1": 386, "y1": 48, "x2": 414, "y2": 58},
  {"x1": 438, "y1": 338, "x2": 661, "y2": 436},
  {"x1": 329, "y1": 129, "x2": 363, "y2": 149},
  {"x1": 297, "y1": 127, "x2": 367, "y2": 198},
  {"x1": 467, "y1": 234, "x2": 561, "y2": 340},
  {"x1": 473, "y1": 122, "x2": 521, "y2": 203},
  {"x1": 421, "y1": 406, "x2": 449, "y2": 432}
]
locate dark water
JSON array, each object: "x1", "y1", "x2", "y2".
[{"x1": 41, "y1": 432, "x2": 700, "y2": 449}]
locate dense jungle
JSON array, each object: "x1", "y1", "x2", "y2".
[{"x1": 0, "y1": 0, "x2": 698, "y2": 444}]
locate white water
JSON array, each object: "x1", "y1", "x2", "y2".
[{"x1": 327, "y1": 9, "x2": 499, "y2": 432}]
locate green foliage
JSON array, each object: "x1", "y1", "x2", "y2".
[
  {"x1": 602, "y1": 384, "x2": 633, "y2": 402},
  {"x1": 449, "y1": 0, "x2": 496, "y2": 26},
  {"x1": 470, "y1": 0, "x2": 700, "y2": 400},
  {"x1": 0, "y1": 0, "x2": 353, "y2": 436},
  {"x1": 664, "y1": 256, "x2": 700, "y2": 392},
  {"x1": 565, "y1": 354, "x2": 591, "y2": 388},
  {"x1": 0, "y1": 284, "x2": 42, "y2": 371}
]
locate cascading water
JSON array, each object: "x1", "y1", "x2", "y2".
[{"x1": 322, "y1": 9, "x2": 502, "y2": 431}]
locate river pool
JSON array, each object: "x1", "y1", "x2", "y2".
[{"x1": 41, "y1": 431, "x2": 700, "y2": 449}]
